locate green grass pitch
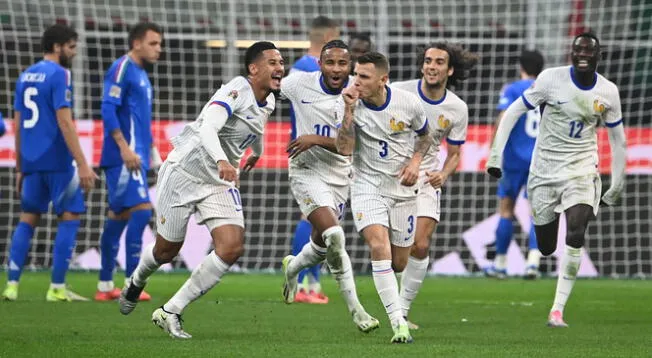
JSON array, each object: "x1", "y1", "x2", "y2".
[{"x1": 1, "y1": 272, "x2": 650, "y2": 357}]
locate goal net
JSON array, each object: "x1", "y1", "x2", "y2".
[{"x1": 0, "y1": 0, "x2": 650, "y2": 277}]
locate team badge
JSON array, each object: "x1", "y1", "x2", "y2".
[
  {"x1": 389, "y1": 118, "x2": 407, "y2": 132},
  {"x1": 593, "y1": 99, "x2": 605, "y2": 113},
  {"x1": 356, "y1": 212, "x2": 364, "y2": 221},
  {"x1": 437, "y1": 114, "x2": 450, "y2": 129}
]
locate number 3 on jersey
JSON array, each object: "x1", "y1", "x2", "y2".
[
  {"x1": 378, "y1": 140, "x2": 388, "y2": 158},
  {"x1": 23, "y1": 87, "x2": 40, "y2": 129}
]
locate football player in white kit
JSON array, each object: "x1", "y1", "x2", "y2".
[
  {"x1": 392, "y1": 42, "x2": 479, "y2": 330},
  {"x1": 487, "y1": 33, "x2": 626, "y2": 328},
  {"x1": 119, "y1": 42, "x2": 285, "y2": 339},
  {"x1": 337, "y1": 52, "x2": 433, "y2": 343},
  {"x1": 280, "y1": 40, "x2": 380, "y2": 332}
]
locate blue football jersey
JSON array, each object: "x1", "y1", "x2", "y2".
[
  {"x1": 14, "y1": 60, "x2": 74, "y2": 173},
  {"x1": 100, "y1": 55, "x2": 153, "y2": 170},
  {"x1": 291, "y1": 55, "x2": 320, "y2": 73},
  {"x1": 496, "y1": 78, "x2": 539, "y2": 170},
  {"x1": 0, "y1": 111, "x2": 5, "y2": 137}
]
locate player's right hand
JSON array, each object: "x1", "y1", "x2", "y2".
[
  {"x1": 15, "y1": 172, "x2": 23, "y2": 198},
  {"x1": 217, "y1": 160, "x2": 238, "y2": 183},
  {"x1": 78, "y1": 164, "x2": 98, "y2": 192},
  {"x1": 342, "y1": 85, "x2": 359, "y2": 108},
  {"x1": 287, "y1": 135, "x2": 318, "y2": 158},
  {"x1": 121, "y1": 148, "x2": 142, "y2": 172}
]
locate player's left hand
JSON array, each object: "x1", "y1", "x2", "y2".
[
  {"x1": 242, "y1": 155, "x2": 260, "y2": 172},
  {"x1": 286, "y1": 135, "x2": 318, "y2": 159},
  {"x1": 399, "y1": 160, "x2": 420, "y2": 186},
  {"x1": 425, "y1": 171, "x2": 448, "y2": 189}
]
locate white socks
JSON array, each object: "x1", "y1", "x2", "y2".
[
  {"x1": 494, "y1": 254, "x2": 507, "y2": 270},
  {"x1": 132, "y1": 243, "x2": 160, "y2": 287},
  {"x1": 527, "y1": 249, "x2": 542, "y2": 268},
  {"x1": 371, "y1": 260, "x2": 403, "y2": 324},
  {"x1": 323, "y1": 226, "x2": 363, "y2": 313},
  {"x1": 287, "y1": 240, "x2": 326, "y2": 278},
  {"x1": 97, "y1": 280, "x2": 114, "y2": 292},
  {"x1": 163, "y1": 251, "x2": 230, "y2": 314},
  {"x1": 551, "y1": 245, "x2": 582, "y2": 313},
  {"x1": 399, "y1": 256, "x2": 429, "y2": 318}
]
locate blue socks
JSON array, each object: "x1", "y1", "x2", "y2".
[
  {"x1": 7, "y1": 222, "x2": 35, "y2": 282},
  {"x1": 125, "y1": 209, "x2": 152, "y2": 277},
  {"x1": 528, "y1": 218, "x2": 538, "y2": 250},
  {"x1": 98, "y1": 218, "x2": 128, "y2": 281},
  {"x1": 495, "y1": 217, "x2": 514, "y2": 255},
  {"x1": 51, "y1": 220, "x2": 80, "y2": 285},
  {"x1": 291, "y1": 219, "x2": 315, "y2": 286}
]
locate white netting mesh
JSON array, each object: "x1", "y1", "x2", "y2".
[{"x1": 0, "y1": 0, "x2": 650, "y2": 276}]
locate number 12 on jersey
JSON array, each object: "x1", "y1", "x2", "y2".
[{"x1": 569, "y1": 120, "x2": 584, "y2": 138}]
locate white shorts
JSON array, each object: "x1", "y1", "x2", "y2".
[
  {"x1": 350, "y1": 193, "x2": 417, "y2": 247},
  {"x1": 416, "y1": 182, "x2": 441, "y2": 222},
  {"x1": 289, "y1": 170, "x2": 349, "y2": 220},
  {"x1": 528, "y1": 173, "x2": 601, "y2": 226},
  {"x1": 155, "y1": 162, "x2": 244, "y2": 242}
]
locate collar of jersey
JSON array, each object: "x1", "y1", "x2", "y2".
[
  {"x1": 362, "y1": 85, "x2": 391, "y2": 111},
  {"x1": 319, "y1": 74, "x2": 348, "y2": 95},
  {"x1": 570, "y1": 66, "x2": 597, "y2": 91},
  {"x1": 417, "y1": 79, "x2": 447, "y2": 105}
]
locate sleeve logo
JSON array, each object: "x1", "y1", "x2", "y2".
[{"x1": 109, "y1": 85, "x2": 122, "y2": 98}]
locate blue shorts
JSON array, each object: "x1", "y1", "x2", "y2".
[
  {"x1": 21, "y1": 168, "x2": 86, "y2": 215},
  {"x1": 497, "y1": 168, "x2": 529, "y2": 200},
  {"x1": 104, "y1": 165, "x2": 150, "y2": 213}
]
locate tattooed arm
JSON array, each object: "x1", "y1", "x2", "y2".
[{"x1": 336, "y1": 86, "x2": 359, "y2": 156}]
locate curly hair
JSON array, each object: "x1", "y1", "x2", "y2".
[{"x1": 417, "y1": 42, "x2": 480, "y2": 89}]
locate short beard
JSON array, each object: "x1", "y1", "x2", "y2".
[{"x1": 59, "y1": 54, "x2": 71, "y2": 68}]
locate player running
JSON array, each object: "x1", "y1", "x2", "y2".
[
  {"x1": 337, "y1": 52, "x2": 432, "y2": 343},
  {"x1": 119, "y1": 42, "x2": 283, "y2": 339},
  {"x1": 487, "y1": 33, "x2": 626, "y2": 327},
  {"x1": 392, "y1": 42, "x2": 478, "y2": 329},
  {"x1": 280, "y1": 39, "x2": 379, "y2": 332}
]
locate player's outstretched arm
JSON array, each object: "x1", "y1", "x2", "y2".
[
  {"x1": 486, "y1": 98, "x2": 529, "y2": 178},
  {"x1": 56, "y1": 107, "x2": 98, "y2": 191},
  {"x1": 336, "y1": 86, "x2": 358, "y2": 156},
  {"x1": 601, "y1": 122, "x2": 627, "y2": 206}
]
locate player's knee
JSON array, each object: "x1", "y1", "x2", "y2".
[
  {"x1": 566, "y1": 228, "x2": 585, "y2": 249},
  {"x1": 392, "y1": 259, "x2": 407, "y2": 273},
  {"x1": 411, "y1": 237, "x2": 430, "y2": 260},
  {"x1": 152, "y1": 240, "x2": 181, "y2": 264},
  {"x1": 538, "y1": 245, "x2": 555, "y2": 257}
]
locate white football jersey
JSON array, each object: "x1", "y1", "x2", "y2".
[
  {"x1": 392, "y1": 79, "x2": 468, "y2": 173},
  {"x1": 352, "y1": 85, "x2": 428, "y2": 199},
  {"x1": 167, "y1": 76, "x2": 275, "y2": 185},
  {"x1": 281, "y1": 71, "x2": 351, "y2": 186},
  {"x1": 522, "y1": 65, "x2": 622, "y2": 180}
]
